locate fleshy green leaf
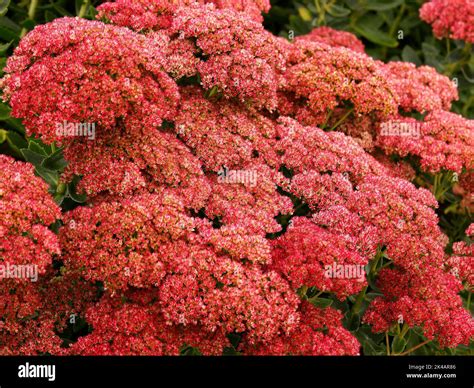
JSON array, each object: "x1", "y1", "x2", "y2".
[
  {"x1": 0, "y1": 0, "x2": 10, "y2": 17},
  {"x1": 34, "y1": 165, "x2": 59, "y2": 187},
  {"x1": 364, "y1": 0, "x2": 404, "y2": 11},
  {"x1": 42, "y1": 148, "x2": 68, "y2": 171},
  {"x1": 353, "y1": 18, "x2": 398, "y2": 47},
  {"x1": 308, "y1": 297, "x2": 333, "y2": 308},
  {"x1": 21, "y1": 148, "x2": 47, "y2": 166},
  {"x1": 392, "y1": 336, "x2": 408, "y2": 354}
]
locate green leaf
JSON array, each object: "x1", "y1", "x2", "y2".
[
  {"x1": 66, "y1": 176, "x2": 87, "y2": 203},
  {"x1": 392, "y1": 336, "x2": 408, "y2": 354},
  {"x1": 0, "y1": 0, "x2": 9, "y2": 17},
  {"x1": 0, "y1": 39, "x2": 11, "y2": 55},
  {"x1": 206, "y1": 85, "x2": 219, "y2": 98},
  {"x1": 5, "y1": 130, "x2": 27, "y2": 155},
  {"x1": 0, "y1": 16, "x2": 20, "y2": 41},
  {"x1": 353, "y1": 17, "x2": 398, "y2": 47},
  {"x1": 0, "y1": 128, "x2": 6, "y2": 143},
  {"x1": 297, "y1": 5, "x2": 312, "y2": 21},
  {"x1": 42, "y1": 148, "x2": 68, "y2": 171},
  {"x1": 51, "y1": 3, "x2": 72, "y2": 16},
  {"x1": 4, "y1": 117, "x2": 25, "y2": 134},
  {"x1": 401, "y1": 45, "x2": 422, "y2": 66},
  {"x1": 447, "y1": 47, "x2": 465, "y2": 62},
  {"x1": 326, "y1": 4, "x2": 351, "y2": 17},
  {"x1": 227, "y1": 333, "x2": 242, "y2": 349},
  {"x1": 364, "y1": 0, "x2": 404, "y2": 11},
  {"x1": 344, "y1": 312, "x2": 361, "y2": 332},
  {"x1": 34, "y1": 165, "x2": 59, "y2": 187},
  {"x1": 399, "y1": 15, "x2": 421, "y2": 31},
  {"x1": 28, "y1": 139, "x2": 48, "y2": 156},
  {"x1": 20, "y1": 148, "x2": 46, "y2": 166},
  {"x1": 44, "y1": 11, "x2": 57, "y2": 23},
  {"x1": 421, "y1": 42, "x2": 440, "y2": 57},
  {"x1": 355, "y1": 326, "x2": 386, "y2": 355},
  {"x1": 20, "y1": 18, "x2": 35, "y2": 31},
  {"x1": 0, "y1": 101, "x2": 11, "y2": 120},
  {"x1": 308, "y1": 297, "x2": 333, "y2": 308},
  {"x1": 179, "y1": 345, "x2": 202, "y2": 356}
]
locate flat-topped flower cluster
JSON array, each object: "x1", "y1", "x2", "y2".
[{"x1": 0, "y1": 0, "x2": 472, "y2": 355}]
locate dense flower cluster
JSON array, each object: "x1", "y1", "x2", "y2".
[
  {"x1": 295, "y1": 26, "x2": 365, "y2": 53},
  {"x1": 382, "y1": 62, "x2": 458, "y2": 113},
  {"x1": 270, "y1": 217, "x2": 368, "y2": 299},
  {"x1": 279, "y1": 40, "x2": 398, "y2": 126},
  {"x1": 364, "y1": 266, "x2": 474, "y2": 348},
  {"x1": 97, "y1": 0, "x2": 270, "y2": 31},
  {"x1": 0, "y1": 155, "x2": 60, "y2": 273},
  {"x1": 420, "y1": 0, "x2": 474, "y2": 43},
  {"x1": 0, "y1": 155, "x2": 62, "y2": 354},
  {"x1": 69, "y1": 292, "x2": 231, "y2": 355},
  {"x1": 447, "y1": 224, "x2": 474, "y2": 286},
  {"x1": 60, "y1": 192, "x2": 196, "y2": 291},
  {"x1": 62, "y1": 126, "x2": 210, "y2": 208},
  {"x1": 1, "y1": 17, "x2": 179, "y2": 144},
  {"x1": 377, "y1": 111, "x2": 474, "y2": 173},
  {"x1": 245, "y1": 302, "x2": 360, "y2": 355},
  {"x1": 1, "y1": 0, "x2": 473, "y2": 356},
  {"x1": 168, "y1": 3, "x2": 285, "y2": 110}
]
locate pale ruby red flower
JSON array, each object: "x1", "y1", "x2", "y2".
[
  {"x1": 245, "y1": 302, "x2": 360, "y2": 355},
  {"x1": 377, "y1": 111, "x2": 474, "y2": 173},
  {"x1": 382, "y1": 62, "x2": 458, "y2": 113},
  {"x1": 420, "y1": 0, "x2": 474, "y2": 43},
  {"x1": 1, "y1": 2, "x2": 473, "y2": 355},
  {"x1": 0, "y1": 155, "x2": 60, "y2": 274},
  {"x1": 295, "y1": 26, "x2": 365, "y2": 53},
  {"x1": 1, "y1": 17, "x2": 179, "y2": 144}
]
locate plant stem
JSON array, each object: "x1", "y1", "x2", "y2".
[
  {"x1": 329, "y1": 108, "x2": 353, "y2": 131},
  {"x1": 321, "y1": 110, "x2": 333, "y2": 130},
  {"x1": 351, "y1": 286, "x2": 367, "y2": 317},
  {"x1": 385, "y1": 332, "x2": 390, "y2": 356},
  {"x1": 396, "y1": 340, "x2": 431, "y2": 356},
  {"x1": 78, "y1": 0, "x2": 90, "y2": 18},
  {"x1": 20, "y1": 0, "x2": 39, "y2": 38},
  {"x1": 382, "y1": 4, "x2": 406, "y2": 59},
  {"x1": 389, "y1": 4, "x2": 407, "y2": 37},
  {"x1": 399, "y1": 323, "x2": 410, "y2": 339},
  {"x1": 370, "y1": 247, "x2": 383, "y2": 277}
]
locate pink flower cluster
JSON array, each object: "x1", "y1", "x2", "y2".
[
  {"x1": 1, "y1": 1, "x2": 473, "y2": 355},
  {"x1": 69, "y1": 291, "x2": 231, "y2": 355},
  {"x1": 97, "y1": 0, "x2": 270, "y2": 31},
  {"x1": 382, "y1": 62, "x2": 458, "y2": 113},
  {"x1": 364, "y1": 266, "x2": 474, "y2": 348},
  {"x1": 271, "y1": 217, "x2": 368, "y2": 299},
  {"x1": 420, "y1": 0, "x2": 474, "y2": 43},
  {"x1": 295, "y1": 26, "x2": 365, "y2": 53},
  {"x1": 377, "y1": 111, "x2": 474, "y2": 173},
  {"x1": 246, "y1": 302, "x2": 360, "y2": 355},
  {"x1": 0, "y1": 155, "x2": 60, "y2": 273},
  {"x1": 168, "y1": 3, "x2": 285, "y2": 110},
  {"x1": 1, "y1": 17, "x2": 179, "y2": 144},
  {"x1": 279, "y1": 40, "x2": 398, "y2": 126},
  {"x1": 0, "y1": 155, "x2": 62, "y2": 354}
]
